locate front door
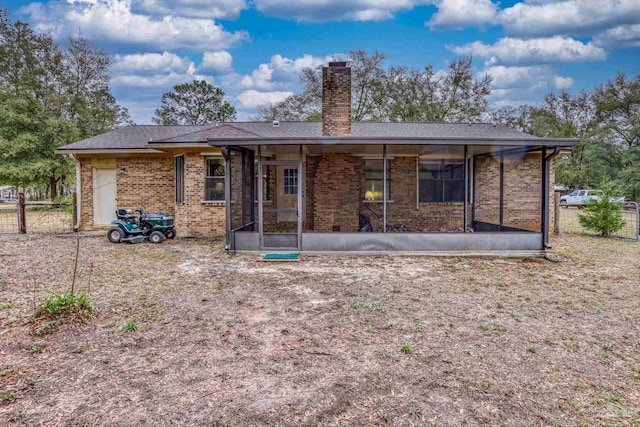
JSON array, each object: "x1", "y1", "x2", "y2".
[
  {"x1": 93, "y1": 168, "x2": 117, "y2": 225},
  {"x1": 277, "y1": 166, "x2": 298, "y2": 223}
]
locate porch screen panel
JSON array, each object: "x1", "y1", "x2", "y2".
[
  {"x1": 364, "y1": 160, "x2": 390, "y2": 201},
  {"x1": 419, "y1": 160, "x2": 464, "y2": 202}
]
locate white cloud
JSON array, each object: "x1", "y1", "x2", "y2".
[
  {"x1": 111, "y1": 53, "x2": 211, "y2": 88},
  {"x1": 201, "y1": 51, "x2": 233, "y2": 73},
  {"x1": 229, "y1": 53, "x2": 337, "y2": 90},
  {"x1": 497, "y1": 0, "x2": 640, "y2": 38},
  {"x1": 20, "y1": 0, "x2": 249, "y2": 51},
  {"x1": 594, "y1": 24, "x2": 640, "y2": 49},
  {"x1": 253, "y1": 0, "x2": 429, "y2": 23},
  {"x1": 553, "y1": 75, "x2": 574, "y2": 89},
  {"x1": 448, "y1": 36, "x2": 606, "y2": 65},
  {"x1": 112, "y1": 69, "x2": 212, "y2": 88},
  {"x1": 486, "y1": 65, "x2": 573, "y2": 90},
  {"x1": 131, "y1": 0, "x2": 248, "y2": 20},
  {"x1": 237, "y1": 90, "x2": 293, "y2": 108},
  {"x1": 427, "y1": 0, "x2": 497, "y2": 30},
  {"x1": 112, "y1": 51, "x2": 193, "y2": 73}
]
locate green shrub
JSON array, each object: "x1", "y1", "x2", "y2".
[
  {"x1": 119, "y1": 320, "x2": 139, "y2": 333},
  {"x1": 38, "y1": 292, "x2": 93, "y2": 320},
  {"x1": 35, "y1": 292, "x2": 93, "y2": 335},
  {"x1": 578, "y1": 182, "x2": 625, "y2": 237}
]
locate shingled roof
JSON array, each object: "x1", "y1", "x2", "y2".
[{"x1": 57, "y1": 122, "x2": 578, "y2": 152}]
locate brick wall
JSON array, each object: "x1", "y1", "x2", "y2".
[
  {"x1": 77, "y1": 155, "x2": 175, "y2": 231},
  {"x1": 116, "y1": 156, "x2": 174, "y2": 216},
  {"x1": 312, "y1": 154, "x2": 364, "y2": 231},
  {"x1": 175, "y1": 152, "x2": 227, "y2": 237},
  {"x1": 79, "y1": 158, "x2": 95, "y2": 230}
]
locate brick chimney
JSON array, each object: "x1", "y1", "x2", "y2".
[{"x1": 322, "y1": 62, "x2": 351, "y2": 137}]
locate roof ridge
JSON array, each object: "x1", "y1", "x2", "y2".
[
  {"x1": 150, "y1": 123, "x2": 223, "y2": 142},
  {"x1": 223, "y1": 123, "x2": 266, "y2": 138}
]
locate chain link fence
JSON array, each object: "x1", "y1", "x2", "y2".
[{"x1": 558, "y1": 201, "x2": 639, "y2": 241}]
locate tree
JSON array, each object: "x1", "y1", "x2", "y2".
[
  {"x1": 578, "y1": 181, "x2": 625, "y2": 237},
  {"x1": 255, "y1": 51, "x2": 491, "y2": 123},
  {"x1": 152, "y1": 80, "x2": 236, "y2": 125},
  {"x1": 0, "y1": 6, "x2": 130, "y2": 198},
  {"x1": 380, "y1": 58, "x2": 491, "y2": 122}
]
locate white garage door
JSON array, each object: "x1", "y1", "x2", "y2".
[{"x1": 93, "y1": 168, "x2": 117, "y2": 225}]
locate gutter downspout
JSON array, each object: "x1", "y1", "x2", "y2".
[
  {"x1": 68, "y1": 154, "x2": 81, "y2": 231},
  {"x1": 543, "y1": 146, "x2": 560, "y2": 249}
]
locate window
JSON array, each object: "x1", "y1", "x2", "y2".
[
  {"x1": 283, "y1": 168, "x2": 298, "y2": 195},
  {"x1": 419, "y1": 160, "x2": 464, "y2": 202},
  {"x1": 364, "y1": 159, "x2": 390, "y2": 201},
  {"x1": 204, "y1": 158, "x2": 225, "y2": 201},
  {"x1": 175, "y1": 155, "x2": 184, "y2": 204}
]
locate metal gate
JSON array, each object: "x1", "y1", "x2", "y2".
[
  {"x1": 0, "y1": 199, "x2": 19, "y2": 234},
  {"x1": 558, "y1": 201, "x2": 639, "y2": 241}
]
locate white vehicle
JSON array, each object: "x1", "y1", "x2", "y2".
[{"x1": 560, "y1": 189, "x2": 623, "y2": 208}]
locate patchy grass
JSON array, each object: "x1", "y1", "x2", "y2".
[{"x1": 0, "y1": 233, "x2": 639, "y2": 426}]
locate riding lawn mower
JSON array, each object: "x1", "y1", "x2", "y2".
[{"x1": 107, "y1": 208, "x2": 175, "y2": 244}]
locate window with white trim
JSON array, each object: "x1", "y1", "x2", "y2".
[
  {"x1": 283, "y1": 168, "x2": 298, "y2": 195},
  {"x1": 204, "y1": 158, "x2": 225, "y2": 201}
]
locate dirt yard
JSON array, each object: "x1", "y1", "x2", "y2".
[{"x1": 0, "y1": 234, "x2": 639, "y2": 426}]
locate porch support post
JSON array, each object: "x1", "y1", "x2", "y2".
[
  {"x1": 541, "y1": 146, "x2": 548, "y2": 248},
  {"x1": 241, "y1": 149, "x2": 255, "y2": 228},
  {"x1": 297, "y1": 145, "x2": 303, "y2": 250},
  {"x1": 499, "y1": 152, "x2": 504, "y2": 227},
  {"x1": 222, "y1": 146, "x2": 232, "y2": 250},
  {"x1": 382, "y1": 144, "x2": 387, "y2": 233},
  {"x1": 471, "y1": 155, "x2": 477, "y2": 228},
  {"x1": 257, "y1": 145, "x2": 264, "y2": 250},
  {"x1": 463, "y1": 145, "x2": 468, "y2": 232}
]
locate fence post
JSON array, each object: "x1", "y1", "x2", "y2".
[
  {"x1": 18, "y1": 187, "x2": 26, "y2": 234},
  {"x1": 553, "y1": 192, "x2": 560, "y2": 235}
]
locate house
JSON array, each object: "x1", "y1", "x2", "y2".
[{"x1": 57, "y1": 62, "x2": 577, "y2": 254}]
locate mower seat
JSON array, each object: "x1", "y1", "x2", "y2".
[{"x1": 116, "y1": 209, "x2": 136, "y2": 220}]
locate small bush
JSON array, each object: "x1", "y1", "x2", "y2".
[
  {"x1": 38, "y1": 292, "x2": 93, "y2": 320},
  {"x1": 35, "y1": 291, "x2": 93, "y2": 335},
  {"x1": 578, "y1": 182, "x2": 625, "y2": 237}
]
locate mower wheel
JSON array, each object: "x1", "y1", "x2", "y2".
[
  {"x1": 149, "y1": 230, "x2": 165, "y2": 244},
  {"x1": 107, "y1": 227, "x2": 123, "y2": 243},
  {"x1": 165, "y1": 229, "x2": 176, "y2": 239}
]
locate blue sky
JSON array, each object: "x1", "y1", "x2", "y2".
[{"x1": 3, "y1": 0, "x2": 640, "y2": 123}]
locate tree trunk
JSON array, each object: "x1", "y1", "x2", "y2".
[{"x1": 50, "y1": 174, "x2": 58, "y2": 200}]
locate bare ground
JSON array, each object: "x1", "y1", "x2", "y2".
[{"x1": 0, "y1": 233, "x2": 639, "y2": 426}]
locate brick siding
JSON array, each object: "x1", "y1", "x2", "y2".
[{"x1": 322, "y1": 65, "x2": 351, "y2": 137}]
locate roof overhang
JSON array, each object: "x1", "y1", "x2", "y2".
[
  {"x1": 207, "y1": 136, "x2": 579, "y2": 148},
  {"x1": 54, "y1": 148, "x2": 166, "y2": 155}
]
